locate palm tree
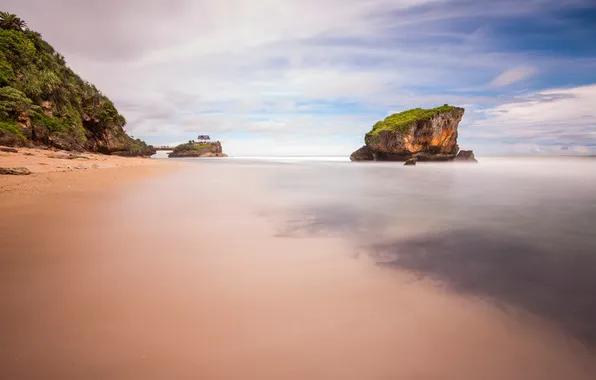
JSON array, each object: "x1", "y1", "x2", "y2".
[{"x1": 0, "y1": 12, "x2": 27, "y2": 31}]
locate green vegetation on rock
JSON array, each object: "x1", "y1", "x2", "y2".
[
  {"x1": 172, "y1": 142, "x2": 211, "y2": 153},
  {"x1": 366, "y1": 105, "x2": 459, "y2": 141},
  {"x1": 0, "y1": 12, "x2": 154, "y2": 155},
  {"x1": 0, "y1": 119, "x2": 24, "y2": 139}
]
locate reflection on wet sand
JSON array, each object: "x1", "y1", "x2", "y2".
[
  {"x1": 370, "y1": 230, "x2": 596, "y2": 348},
  {"x1": 2, "y1": 159, "x2": 596, "y2": 379}
]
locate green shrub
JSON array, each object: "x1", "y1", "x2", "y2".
[
  {"x1": 31, "y1": 113, "x2": 69, "y2": 133},
  {"x1": 0, "y1": 29, "x2": 36, "y2": 67},
  {"x1": 0, "y1": 53, "x2": 14, "y2": 86},
  {"x1": 0, "y1": 86, "x2": 32, "y2": 118},
  {"x1": 0, "y1": 119, "x2": 24, "y2": 138}
]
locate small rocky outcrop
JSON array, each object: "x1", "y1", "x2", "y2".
[
  {"x1": 0, "y1": 167, "x2": 31, "y2": 175},
  {"x1": 350, "y1": 145, "x2": 374, "y2": 161},
  {"x1": 455, "y1": 150, "x2": 478, "y2": 162},
  {"x1": 404, "y1": 158, "x2": 417, "y2": 166},
  {"x1": 350, "y1": 105, "x2": 466, "y2": 161},
  {"x1": 168, "y1": 141, "x2": 227, "y2": 158},
  {"x1": 0, "y1": 147, "x2": 18, "y2": 153}
]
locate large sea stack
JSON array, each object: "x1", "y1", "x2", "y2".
[
  {"x1": 350, "y1": 105, "x2": 465, "y2": 161},
  {"x1": 168, "y1": 141, "x2": 227, "y2": 158},
  {"x1": 0, "y1": 14, "x2": 155, "y2": 156}
]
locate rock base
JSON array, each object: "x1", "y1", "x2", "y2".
[
  {"x1": 454, "y1": 150, "x2": 478, "y2": 162},
  {"x1": 349, "y1": 146, "x2": 374, "y2": 161}
]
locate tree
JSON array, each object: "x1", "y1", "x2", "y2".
[{"x1": 0, "y1": 12, "x2": 27, "y2": 31}]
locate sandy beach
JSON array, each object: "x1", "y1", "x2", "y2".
[
  {"x1": 2, "y1": 153, "x2": 596, "y2": 379},
  {"x1": 0, "y1": 148, "x2": 179, "y2": 197},
  {"x1": 0, "y1": 147, "x2": 178, "y2": 209}
]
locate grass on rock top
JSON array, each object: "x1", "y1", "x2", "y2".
[
  {"x1": 193, "y1": 143, "x2": 211, "y2": 150},
  {"x1": 173, "y1": 142, "x2": 212, "y2": 152},
  {"x1": 367, "y1": 105, "x2": 460, "y2": 137}
]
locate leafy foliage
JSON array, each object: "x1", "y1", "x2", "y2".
[
  {"x1": 0, "y1": 86, "x2": 33, "y2": 118},
  {"x1": 0, "y1": 12, "x2": 27, "y2": 31},
  {"x1": 0, "y1": 119, "x2": 24, "y2": 138},
  {"x1": 31, "y1": 113, "x2": 69, "y2": 133},
  {"x1": 0, "y1": 12, "x2": 153, "y2": 155}
]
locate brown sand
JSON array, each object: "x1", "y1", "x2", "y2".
[
  {"x1": 1, "y1": 150, "x2": 596, "y2": 379},
  {"x1": 0, "y1": 147, "x2": 179, "y2": 210}
]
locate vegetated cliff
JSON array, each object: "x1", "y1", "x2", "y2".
[
  {"x1": 350, "y1": 105, "x2": 465, "y2": 161},
  {"x1": 0, "y1": 12, "x2": 155, "y2": 156},
  {"x1": 168, "y1": 141, "x2": 227, "y2": 158}
]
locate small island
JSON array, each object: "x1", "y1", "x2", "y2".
[
  {"x1": 350, "y1": 105, "x2": 475, "y2": 162},
  {"x1": 168, "y1": 139, "x2": 227, "y2": 158}
]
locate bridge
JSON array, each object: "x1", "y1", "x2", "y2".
[{"x1": 154, "y1": 146, "x2": 175, "y2": 151}]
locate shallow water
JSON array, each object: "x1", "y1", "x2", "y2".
[{"x1": 2, "y1": 156, "x2": 596, "y2": 379}]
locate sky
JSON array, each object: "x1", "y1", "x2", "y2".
[{"x1": 4, "y1": 0, "x2": 596, "y2": 155}]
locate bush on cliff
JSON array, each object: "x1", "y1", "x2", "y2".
[{"x1": 0, "y1": 12, "x2": 154, "y2": 156}]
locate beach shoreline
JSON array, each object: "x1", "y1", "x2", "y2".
[{"x1": 0, "y1": 147, "x2": 181, "y2": 209}]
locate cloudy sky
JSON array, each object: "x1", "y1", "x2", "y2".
[{"x1": 5, "y1": 0, "x2": 596, "y2": 155}]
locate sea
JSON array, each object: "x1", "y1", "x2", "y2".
[{"x1": 158, "y1": 155, "x2": 596, "y2": 346}]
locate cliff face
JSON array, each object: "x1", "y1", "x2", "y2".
[
  {"x1": 351, "y1": 105, "x2": 465, "y2": 161},
  {"x1": 0, "y1": 16, "x2": 155, "y2": 156},
  {"x1": 168, "y1": 141, "x2": 227, "y2": 158}
]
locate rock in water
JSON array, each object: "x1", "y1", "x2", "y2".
[
  {"x1": 404, "y1": 158, "x2": 417, "y2": 166},
  {"x1": 350, "y1": 145, "x2": 374, "y2": 161},
  {"x1": 0, "y1": 167, "x2": 31, "y2": 175},
  {"x1": 455, "y1": 150, "x2": 478, "y2": 162},
  {"x1": 168, "y1": 141, "x2": 227, "y2": 158},
  {"x1": 350, "y1": 105, "x2": 465, "y2": 161}
]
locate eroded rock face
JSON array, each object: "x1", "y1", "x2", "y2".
[
  {"x1": 168, "y1": 141, "x2": 226, "y2": 158},
  {"x1": 455, "y1": 150, "x2": 478, "y2": 162},
  {"x1": 82, "y1": 117, "x2": 156, "y2": 157},
  {"x1": 351, "y1": 106, "x2": 465, "y2": 161}
]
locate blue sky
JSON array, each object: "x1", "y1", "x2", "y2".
[{"x1": 6, "y1": 0, "x2": 596, "y2": 155}]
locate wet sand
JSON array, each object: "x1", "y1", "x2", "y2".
[{"x1": 1, "y1": 159, "x2": 596, "y2": 379}]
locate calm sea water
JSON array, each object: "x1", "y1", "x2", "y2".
[{"x1": 163, "y1": 155, "x2": 596, "y2": 346}]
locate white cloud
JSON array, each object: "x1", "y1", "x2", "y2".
[
  {"x1": 490, "y1": 66, "x2": 537, "y2": 87},
  {"x1": 481, "y1": 84, "x2": 596, "y2": 127},
  {"x1": 461, "y1": 84, "x2": 596, "y2": 155}
]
